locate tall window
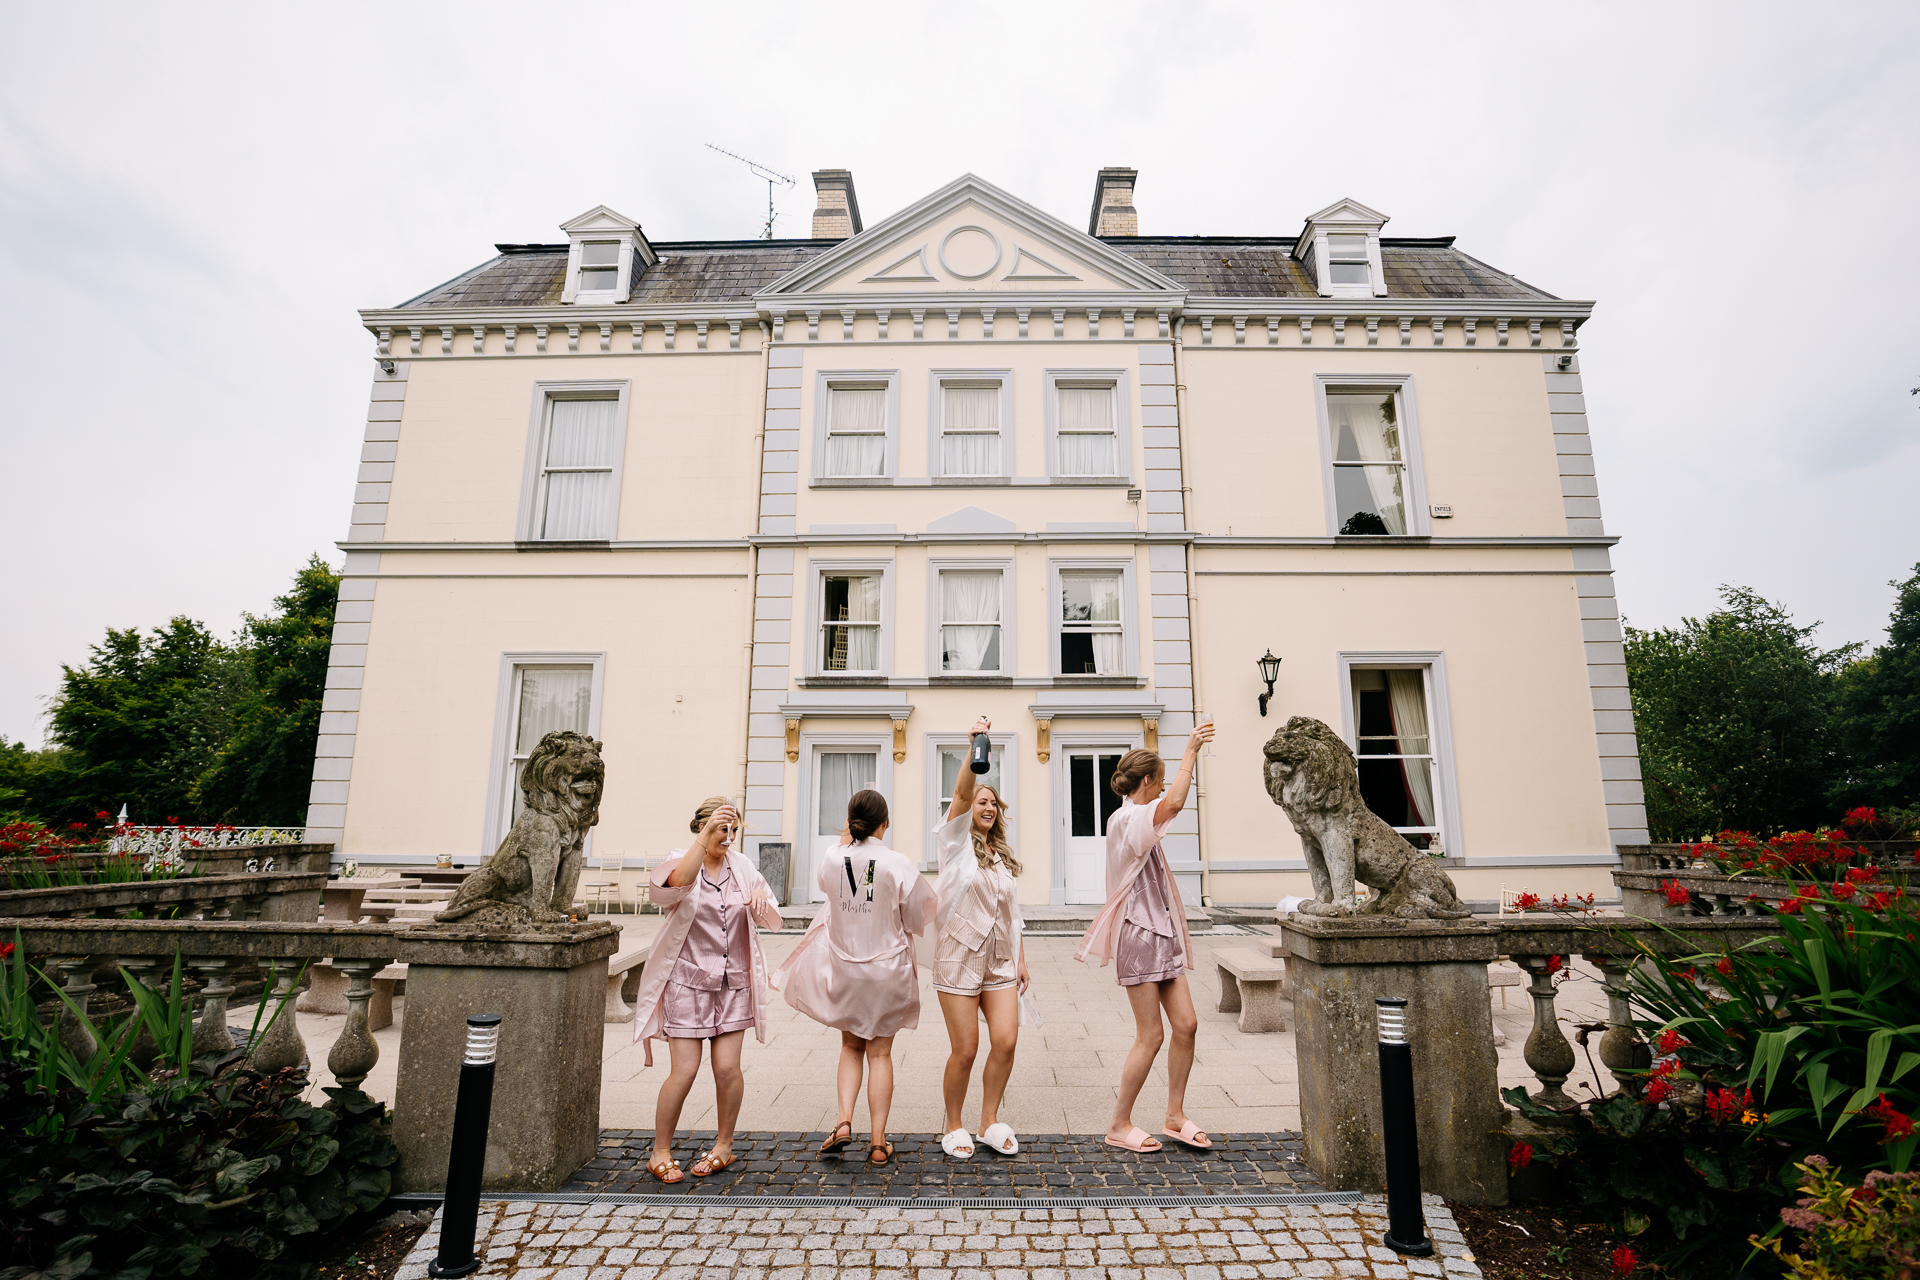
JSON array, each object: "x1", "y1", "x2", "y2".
[
  {"x1": 940, "y1": 381, "x2": 1001, "y2": 476},
  {"x1": 506, "y1": 665, "x2": 593, "y2": 824},
  {"x1": 535, "y1": 397, "x2": 620, "y2": 539},
  {"x1": 1055, "y1": 381, "x2": 1117, "y2": 476},
  {"x1": 820, "y1": 573, "x2": 882, "y2": 673},
  {"x1": 1327, "y1": 234, "x2": 1371, "y2": 288},
  {"x1": 577, "y1": 241, "x2": 619, "y2": 292},
  {"x1": 939, "y1": 571, "x2": 1002, "y2": 673},
  {"x1": 939, "y1": 745, "x2": 1005, "y2": 817},
  {"x1": 825, "y1": 384, "x2": 887, "y2": 477},
  {"x1": 1060, "y1": 572, "x2": 1123, "y2": 675},
  {"x1": 1327, "y1": 389, "x2": 1407, "y2": 535},
  {"x1": 1350, "y1": 667, "x2": 1439, "y2": 848},
  {"x1": 816, "y1": 751, "x2": 878, "y2": 837}
]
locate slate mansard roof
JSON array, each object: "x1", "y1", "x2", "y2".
[{"x1": 396, "y1": 236, "x2": 1555, "y2": 310}]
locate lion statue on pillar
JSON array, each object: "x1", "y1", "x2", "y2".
[
  {"x1": 434, "y1": 730, "x2": 605, "y2": 928},
  {"x1": 1262, "y1": 716, "x2": 1472, "y2": 920}
]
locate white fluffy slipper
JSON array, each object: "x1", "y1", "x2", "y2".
[
  {"x1": 941, "y1": 1127, "x2": 975, "y2": 1159},
  {"x1": 979, "y1": 1122, "x2": 1019, "y2": 1156}
]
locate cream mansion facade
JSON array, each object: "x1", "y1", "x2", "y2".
[{"x1": 305, "y1": 168, "x2": 1646, "y2": 909}]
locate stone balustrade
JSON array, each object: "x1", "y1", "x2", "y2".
[
  {"x1": 2, "y1": 842, "x2": 332, "y2": 880},
  {"x1": 0, "y1": 871, "x2": 328, "y2": 925},
  {"x1": 5, "y1": 917, "x2": 618, "y2": 1192},
  {"x1": 1613, "y1": 866, "x2": 1916, "y2": 918}
]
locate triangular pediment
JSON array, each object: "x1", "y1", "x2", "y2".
[
  {"x1": 926, "y1": 506, "x2": 1016, "y2": 535},
  {"x1": 560, "y1": 205, "x2": 642, "y2": 234},
  {"x1": 760, "y1": 174, "x2": 1182, "y2": 299},
  {"x1": 1301, "y1": 197, "x2": 1390, "y2": 227}
]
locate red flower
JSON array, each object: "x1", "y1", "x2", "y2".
[
  {"x1": 1832, "y1": 880, "x2": 1857, "y2": 900},
  {"x1": 1645, "y1": 1078, "x2": 1674, "y2": 1105},
  {"x1": 1660, "y1": 879, "x2": 1692, "y2": 907},
  {"x1": 1676, "y1": 966, "x2": 1699, "y2": 983},
  {"x1": 1656, "y1": 1028, "x2": 1687, "y2": 1054},
  {"x1": 0, "y1": 943, "x2": 14, "y2": 961},
  {"x1": 1715, "y1": 957, "x2": 1735, "y2": 977},
  {"x1": 1650, "y1": 1057, "x2": 1681, "y2": 1079},
  {"x1": 1846, "y1": 866, "x2": 1877, "y2": 884},
  {"x1": 1845, "y1": 806, "x2": 1878, "y2": 830},
  {"x1": 1611, "y1": 1245, "x2": 1638, "y2": 1276},
  {"x1": 1705, "y1": 1088, "x2": 1751, "y2": 1124},
  {"x1": 1514, "y1": 891, "x2": 1542, "y2": 911},
  {"x1": 94, "y1": 810, "x2": 110, "y2": 820},
  {"x1": 1508, "y1": 1141, "x2": 1533, "y2": 1172},
  {"x1": 1545, "y1": 954, "x2": 1564, "y2": 975},
  {"x1": 1868, "y1": 892, "x2": 1894, "y2": 911},
  {"x1": 1862, "y1": 1094, "x2": 1916, "y2": 1144}
]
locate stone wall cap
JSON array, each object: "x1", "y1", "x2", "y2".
[
  {"x1": 2, "y1": 918, "x2": 622, "y2": 969},
  {"x1": 1281, "y1": 915, "x2": 1500, "y2": 965}
]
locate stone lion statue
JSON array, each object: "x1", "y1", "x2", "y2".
[
  {"x1": 434, "y1": 730, "x2": 605, "y2": 928},
  {"x1": 1262, "y1": 716, "x2": 1471, "y2": 920}
]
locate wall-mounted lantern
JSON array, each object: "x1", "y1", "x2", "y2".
[{"x1": 1257, "y1": 650, "x2": 1282, "y2": 717}]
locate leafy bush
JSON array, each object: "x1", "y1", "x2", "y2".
[
  {"x1": 1756, "y1": 1157, "x2": 1920, "y2": 1278},
  {"x1": 1505, "y1": 886, "x2": 1920, "y2": 1276},
  {"x1": 0, "y1": 942, "x2": 397, "y2": 1279}
]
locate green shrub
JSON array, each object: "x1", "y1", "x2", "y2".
[
  {"x1": 0, "y1": 941, "x2": 397, "y2": 1279},
  {"x1": 1756, "y1": 1158, "x2": 1920, "y2": 1278}
]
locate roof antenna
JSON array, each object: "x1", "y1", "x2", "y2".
[{"x1": 704, "y1": 144, "x2": 796, "y2": 240}]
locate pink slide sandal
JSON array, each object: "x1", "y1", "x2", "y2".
[
  {"x1": 1104, "y1": 1127, "x2": 1164, "y2": 1153},
  {"x1": 1162, "y1": 1120, "x2": 1213, "y2": 1150}
]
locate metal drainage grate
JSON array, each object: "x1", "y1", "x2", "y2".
[{"x1": 384, "y1": 1190, "x2": 1365, "y2": 1210}]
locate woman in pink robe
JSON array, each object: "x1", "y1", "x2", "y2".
[
  {"x1": 1074, "y1": 723, "x2": 1215, "y2": 1154},
  {"x1": 777, "y1": 788, "x2": 935, "y2": 1167},
  {"x1": 630, "y1": 797, "x2": 783, "y2": 1183}
]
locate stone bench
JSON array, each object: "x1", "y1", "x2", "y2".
[
  {"x1": 1214, "y1": 947, "x2": 1289, "y2": 1033},
  {"x1": 603, "y1": 945, "x2": 651, "y2": 1023},
  {"x1": 1487, "y1": 962, "x2": 1525, "y2": 1046},
  {"x1": 1252, "y1": 939, "x2": 1295, "y2": 996}
]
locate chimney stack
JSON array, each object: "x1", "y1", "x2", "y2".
[
  {"x1": 1088, "y1": 167, "x2": 1138, "y2": 237},
  {"x1": 811, "y1": 170, "x2": 863, "y2": 240}
]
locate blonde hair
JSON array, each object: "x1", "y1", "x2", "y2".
[
  {"x1": 688, "y1": 795, "x2": 735, "y2": 835},
  {"x1": 965, "y1": 784, "x2": 1023, "y2": 876}
]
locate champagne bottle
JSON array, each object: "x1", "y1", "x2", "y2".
[{"x1": 969, "y1": 729, "x2": 992, "y2": 774}]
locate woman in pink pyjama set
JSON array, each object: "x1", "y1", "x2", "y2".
[{"x1": 1074, "y1": 723, "x2": 1216, "y2": 1155}]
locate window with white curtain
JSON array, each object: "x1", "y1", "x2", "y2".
[
  {"x1": 535, "y1": 397, "x2": 621, "y2": 539},
  {"x1": 1327, "y1": 234, "x2": 1371, "y2": 288},
  {"x1": 825, "y1": 384, "x2": 888, "y2": 477},
  {"x1": 816, "y1": 750, "x2": 878, "y2": 836},
  {"x1": 820, "y1": 573, "x2": 882, "y2": 673},
  {"x1": 506, "y1": 665, "x2": 593, "y2": 825},
  {"x1": 1055, "y1": 381, "x2": 1118, "y2": 476},
  {"x1": 1059, "y1": 572, "x2": 1123, "y2": 675},
  {"x1": 940, "y1": 381, "x2": 1001, "y2": 476},
  {"x1": 939, "y1": 571, "x2": 1002, "y2": 673},
  {"x1": 1349, "y1": 667, "x2": 1440, "y2": 848},
  {"x1": 939, "y1": 745, "x2": 1004, "y2": 815},
  {"x1": 577, "y1": 241, "x2": 620, "y2": 293},
  {"x1": 1327, "y1": 389, "x2": 1407, "y2": 535}
]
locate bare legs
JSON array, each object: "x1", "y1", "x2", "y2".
[
  {"x1": 938, "y1": 987, "x2": 1020, "y2": 1142},
  {"x1": 836, "y1": 1030, "x2": 898, "y2": 1147},
  {"x1": 1107, "y1": 975, "x2": 1202, "y2": 1146},
  {"x1": 651, "y1": 1030, "x2": 748, "y2": 1166}
]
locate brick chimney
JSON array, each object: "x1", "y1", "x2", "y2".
[
  {"x1": 811, "y1": 170, "x2": 863, "y2": 240},
  {"x1": 1088, "y1": 167, "x2": 1138, "y2": 236}
]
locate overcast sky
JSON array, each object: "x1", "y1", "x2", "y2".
[{"x1": 2, "y1": 2, "x2": 1916, "y2": 748}]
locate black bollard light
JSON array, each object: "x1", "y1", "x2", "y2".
[
  {"x1": 429, "y1": 1013, "x2": 502, "y2": 1279},
  {"x1": 1375, "y1": 997, "x2": 1433, "y2": 1257}
]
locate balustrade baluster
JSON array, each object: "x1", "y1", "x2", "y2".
[
  {"x1": 1586, "y1": 953, "x2": 1651, "y2": 1091},
  {"x1": 189, "y1": 958, "x2": 237, "y2": 1058},
  {"x1": 326, "y1": 957, "x2": 393, "y2": 1090},
  {"x1": 49, "y1": 956, "x2": 99, "y2": 1059},
  {"x1": 1516, "y1": 953, "x2": 1578, "y2": 1111},
  {"x1": 246, "y1": 959, "x2": 311, "y2": 1074},
  {"x1": 116, "y1": 956, "x2": 170, "y2": 1067}
]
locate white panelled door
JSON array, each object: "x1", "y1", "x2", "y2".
[
  {"x1": 1063, "y1": 749, "x2": 1124, "y2": 905},
  {"x1": 811, "y1": 748, "x2": 878, "y2": 903}
]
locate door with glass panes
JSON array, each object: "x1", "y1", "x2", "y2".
[
  {"x1": 1063, "y1": 749, "x2": 1124, "y2": 905},
  {"x1": 810, "y1": 747, "x2": 879, "y2": 902}
]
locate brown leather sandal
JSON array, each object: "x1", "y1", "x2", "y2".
[
  {"x1": 820, "y1": 1120, "x2": 854, "y2": 1154},
  {"x1": 691, "y1": 1149, "x2": 737, "y2": 1177},
  {"x1": 867, "y1": 1140, "x2": 895, "y2": 1166},
  {"x1": 648, "y1": 1155, "x2": 684, "y2": 1184}
]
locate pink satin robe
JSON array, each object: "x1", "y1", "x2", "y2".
[
  {"x1": 777, "y1": 839, "x2": 937, "y2": 1040},
  {"x1": 630, "y1": 850, "x2": 784, "y2": 1066},
  {"x1": 1072, "y1": 796, "x2": 1195, "y2": 981}
]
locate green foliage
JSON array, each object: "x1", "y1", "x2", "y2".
[
  {"x1": 1626, "y1": 585, "x2": 1857, "y2": 840},
  {"x1": 0, "y1": 942, "x2": 395, "y2": 1279},
  {"x1": 1833, "y1": 564, "x2": 1920, "y2": 812},
  {"x1": 1756, "y1": 1158, "x2": 1920, "y2": 1278},
  {"x1": 191, "y1": 556, "x2": 340, "y2": 827}
]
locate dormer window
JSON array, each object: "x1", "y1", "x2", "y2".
[
  {"x1": 558, "y1": 205, "x2": 656, "y2": 305},
  {"x1": 1328, "y1": 235, "x2": 1371, "y2": 287},
  {"x1": 577, "y1": 241, "x2": 620, "y2": 292}
]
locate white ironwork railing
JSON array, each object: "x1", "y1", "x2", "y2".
[{"x1": 108, "y1": 824, "x2": 307, "y2": 865}]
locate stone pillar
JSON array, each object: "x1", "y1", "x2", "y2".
[
  {"x1": 392, "y1": 924, "x2": 618, "y2": 1193},
  {"x1": 1281, "y1": 917, "x2": 1509, "y2": 1205}
]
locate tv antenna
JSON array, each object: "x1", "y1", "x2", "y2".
[{"x1": 705, "y1": 144, "x2": 796, "y2": 240}]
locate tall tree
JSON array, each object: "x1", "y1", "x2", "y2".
[
  {"x1": 47, "y1": 618, "x2": 254, "y2": 825},
  {"x1": 191, "y1": 555, "x2": 341, "y2": 826},
  {"x1": 1625, "y1": 586, "x2": 1854, "y2": 840},
  {"x1": 1831, "y1": 563, "x2": 1920, "y2": 810}
]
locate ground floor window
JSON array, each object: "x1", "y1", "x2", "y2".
[
  {"x1": 490, "y1": 661, "x2": 598, "y2": 846},
  {"x1": 1349, "y1": 666, "x2": 1441, "y2": 849}
]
